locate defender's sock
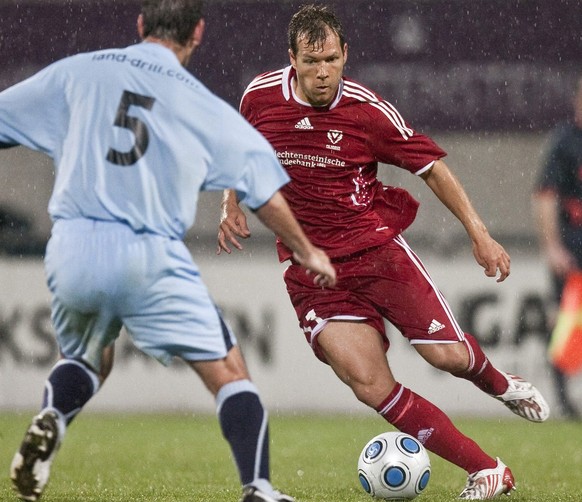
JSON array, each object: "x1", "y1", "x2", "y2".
[
  {"x1": 376, "y1": 383, "x2": 497, "y2": 474},
  {"x1": 217, "y1": 380, "x2": 269, "y2": 485},
  {"x1": 454, "y1": 333, "x2": 508, "y2": 396},
  {"x1": 42, "y1": 359, "x2": 100, "y2": 425}
]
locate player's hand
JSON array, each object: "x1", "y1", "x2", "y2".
[
  {"x1": 472, "y1": 234, "x2": 510, "y2": 283},
  {"x1": 293, "y1": 247, "x2": 337, "y2": 288},
  {"x1": 217, "y1": 202, "x2": 251, "y2": 255}
]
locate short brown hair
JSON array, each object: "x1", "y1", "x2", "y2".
[
  {"x1": 288, "y1": 4, "x2": 345, "y2": 55},
  {"x1": 141, "y1": 0, "x2": 205, "y2": 45}
]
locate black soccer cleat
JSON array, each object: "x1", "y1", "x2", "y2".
[{"x1": 10, "y1": 410, "x2": 62, "y2": 501}]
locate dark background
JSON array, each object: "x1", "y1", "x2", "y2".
[{"x1": 1, "y1": 0, "x2": 581, "y2": 132}]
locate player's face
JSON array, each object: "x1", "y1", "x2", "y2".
[{"x1": 289, "y1": 28, "x2": 348, "y2": 107}]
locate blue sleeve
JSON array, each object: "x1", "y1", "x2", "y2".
[
  {"x1": 201, "y1": 101, "x2": 289, "y2": 209},
  {"x1": 233, "y1": 149, "x2": 290, "y2": 210},
  {"x1": 0, "y1": 62, "x2": 66, "y2": 156}
]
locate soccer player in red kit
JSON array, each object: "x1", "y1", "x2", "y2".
[{"x1": 218, "y1": 4, "x2": 549, "y2": 499}]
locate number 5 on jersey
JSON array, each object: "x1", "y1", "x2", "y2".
[{"x1": 107, "y1": 90, "x2": 155, "y2": 166}]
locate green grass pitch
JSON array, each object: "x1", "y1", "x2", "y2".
[{"x1": 0, "y1": 412, "x2": 580, "y2": 501}]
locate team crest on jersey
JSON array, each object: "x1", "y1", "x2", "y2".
[{"x1": 326, "y1": 130, "x2": 343, "y2": 151}]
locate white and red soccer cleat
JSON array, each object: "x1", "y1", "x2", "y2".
[
  {"x1": 494, "y1": 371, "x2": 550, "y2": 422},
  {"x1": 459, "y1": 458, "x2": 515, "y2": 500}
]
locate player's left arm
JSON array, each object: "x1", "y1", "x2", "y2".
[{"x1": 420, "y1": 159, "x2": 510, "y2": 282}]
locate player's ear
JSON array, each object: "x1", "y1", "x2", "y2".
[
  {"x1": 192, "y1": 18, "x2": 205, "y2": 49},
  {"x1": 137, "y1": 14, "x2": 145, "y2": 39},
  {"x1": 289, "y1": 48, "x2": 297, "y2": 69},
  {"x1": 343, "y1": 43, "x2": 348, "y2": 64}
]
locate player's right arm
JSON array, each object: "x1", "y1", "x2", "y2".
[
  {"x1": 217, "y1": 189, "x2": 251, "y2": 254},
  {"x1": 216, "y1": 73, "x2": 269, "y2": 255},
  {"x1": 0, "y1": 63, "x2": 65, "y2": 155}
]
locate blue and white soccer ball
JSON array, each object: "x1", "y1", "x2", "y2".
[{"x1": 358, "y1": 432, "x2": 431, "y2": 500}]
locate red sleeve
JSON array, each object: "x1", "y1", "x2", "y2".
[
  {"x1": 239, "y1": 92, "x2": 254, "y2": 123},
  {"x1": 361, "y1": 96, "x2": 446, "y2": 173}
]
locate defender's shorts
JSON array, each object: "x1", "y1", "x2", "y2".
[
  {"x1": 284, "y1": 235, "x2": 465, "y2": 363},
  {"x1": 45, "y1": 219, "x2": 235, "y2": 372}
]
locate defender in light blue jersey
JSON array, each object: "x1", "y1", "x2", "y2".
[
  {"x1": 2, "y1": 2, "x2": 335, "y2": 502},
  {"x1": 0, "y1": 25, "x2": 284, "y2": 239}
]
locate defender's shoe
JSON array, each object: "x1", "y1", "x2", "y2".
[
  {"x1": 10, "y1": 410, "x2": 62, "y2": 501},
  {"x1": 459, "y1": 458, "x2": 515, "y2": 500},
  {"x1": 494, "y1": 371, "x2": 550, "y2": 422},
  {"x1": 240, "y1": 485, "x2": 295, "y2": 502}
]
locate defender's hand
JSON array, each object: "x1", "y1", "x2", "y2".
[{"x1": 293, "y1": 247, "x2": 337, "y2": 288}]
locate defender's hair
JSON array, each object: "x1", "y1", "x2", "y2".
[
  {"x1": 288, "y1": 4, "x2": 345, "y2": 55},
  {"x1": 141, "y1": 0, "x2": 205, "y2": 45}
]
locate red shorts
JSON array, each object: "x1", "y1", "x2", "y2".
[{"x1": 283, "y1": 235, "x2": 465, "y2": 363}]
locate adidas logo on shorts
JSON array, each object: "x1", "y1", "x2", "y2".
[
  {"x1": 427, "y1": 319, "x2": 445, "y2": 334},
  {"x1": 295, "y1": 117, "x2": 314, "y2": 129}
]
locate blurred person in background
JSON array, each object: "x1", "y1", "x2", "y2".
[
  {"x1": 0, "y1": 204, "x2": 42, "y2": 255},
  {"x1": 0, "y1": 1, "x2": 336, "y2": 501},
  {"x1": 532, "y1": 75, "x2": 582, "y2": 420},
  {"x1": 218, "y1": 3, "x2": 550, "y2": 500}
]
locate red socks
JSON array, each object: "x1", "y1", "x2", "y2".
[
  {"x1": 376, "y1": 383, "x2": 497, "y2": 474},
  {"x1": 373, "y1": 334, "x2": 509, "y2": 473},
  {"x1": 456, "y1": 333, "x2": 508, "y2": 396}
]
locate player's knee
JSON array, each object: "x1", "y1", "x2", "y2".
[
  {"x1": 349, "y1": 375, "x2": 394, "y2": 408},
  {"x1": 435, "y1": 355, "x2": 469, "y2": 374},
  {"x1": 417, "y1": 342, "x2": 469, "y2": 374},
  {"x1": 354, "y1": 388, "x2": 381, "y2": 408}
]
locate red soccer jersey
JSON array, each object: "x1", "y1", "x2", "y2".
[{"x1": 240, "y1": 66, "x2": 446, "y2": 261}]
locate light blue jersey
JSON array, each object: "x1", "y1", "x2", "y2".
[
  {"x1": 0, "y1": 42, "x2": 289, "y2": 238},
  {"x1": 0, "y1": 42, "x2": 290, "y2": 369}
]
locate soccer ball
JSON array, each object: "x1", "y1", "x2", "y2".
[{"x1": 358, "y1": 432, "x2": 431, "y2": 500}]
